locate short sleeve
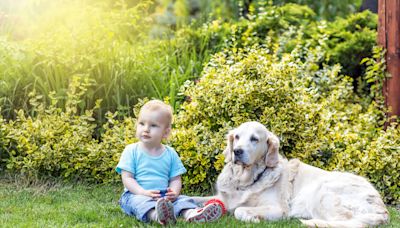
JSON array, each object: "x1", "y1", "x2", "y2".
[
  {"x1": 115, "y1": 144, "x2": 136, "y2": 174},
  {"x1": 168, "y1": 147, "x2": 187, "y2": 178}
]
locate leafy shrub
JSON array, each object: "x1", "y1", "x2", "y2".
[
  {"x1": 154, "y1": 0, "x2": 361, "y2": 25},
  {"x1": 1, "y1": 3, "x2": 377, "y2": 124},
  {"x1": 272, "y1": 0, "x2": 362, "y2": 21},
  {"x1": 0, "y1": 114, "x2": 9, "y2": 172},
  {"x1": 170, "y1": 46, "x2": 400, "y2": 204},
  {"x1": 1, "y1": 45, "x2": 398, "y2": 204},
  {"x1": 178, "y1": 6, "x2": 377, "y2": 97},
  {"x1": 325, "y1": 11, "x2": 377, "y2": 81},
  {"x1": 2, "y1": 76, "x2": 136, "y2": 183},
  {"x1": 0, "y1": 0, "x2": 159, "y2": 120}
]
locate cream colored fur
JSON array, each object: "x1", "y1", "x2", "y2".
[{"x1": 191, "y1": 121, "x2": 389, "y2": 227}]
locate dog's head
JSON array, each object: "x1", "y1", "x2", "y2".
[{"x1": 223, "y1": 121, "x2": 279, "y2": 167}]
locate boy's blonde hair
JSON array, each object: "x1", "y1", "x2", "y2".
[{"x1": 139, "y1": 100, "x2": 173, "y2": 126}]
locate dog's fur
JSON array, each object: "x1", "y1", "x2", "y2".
[{"x1": 192, "y1": 121, "x2": 389, "y2": 227}]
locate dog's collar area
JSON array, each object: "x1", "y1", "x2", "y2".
[
  {"x1": 219, "y1": 160, "x2": 282, "y2": 193},
  {"x1": 249, "y1": 155, "x2": 270, "y2": 185},
  {"x1": 237, "y1": 164, "x2": 269, "y2": 190},
  {"x1": 253, "y1": 166, "x2": 268, "y2": 184}
]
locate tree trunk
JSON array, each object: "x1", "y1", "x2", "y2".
[{"x1": 378, "y1": 0, "x2": 400, "y2": 126}]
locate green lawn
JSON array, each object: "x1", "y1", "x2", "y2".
[{"x1": 0, "y1": 180, "x2": 398, "y2": 227}]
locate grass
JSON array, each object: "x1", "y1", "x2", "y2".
[
  {"x1": 0, "y1": 0, "x2": 200, "y2": 121},
  {"x1": 0, "y1": 180, "x2": 399, "y2": 228}
]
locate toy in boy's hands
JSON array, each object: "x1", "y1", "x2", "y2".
[
  {"x1": 159, "y1": 189, "x2": 168, "y2": 197},
  {"x1": 164, "y1": 188, "x2": 178, "y2": 202}
]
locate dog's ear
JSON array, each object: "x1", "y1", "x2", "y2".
[
  {"x1": 223, "y1": 131, "x2": 234, "y2": 163},
  {"x1": 265, "y1": 132, "x2": 280, "y2": 167}
]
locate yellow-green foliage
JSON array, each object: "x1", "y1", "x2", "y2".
[
  {"x1": 171, "y1": 46, "x2": 400, "y2": 204},
  {"x1": 1, "y1": 46, "x2": 398, "y2": 204},
  {"x1": 0, "y1": 44, "x2": 398, "y2": 204},
  {"x1": 1, "y1": 3, "x2": 377, "y2": 129},
  {"x1": 1, "y1": 76, "x2": 136, "y2": 183}
]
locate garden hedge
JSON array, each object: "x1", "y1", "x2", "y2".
[
  {"x1": 1, "y1": 4, "x2": 377, "y2": 121},
  {"x1": 170, "y1": 46, "x2": 399, "y2": 204},
  {"x1": 1, "y1": 47, "x2": 399, "y2": 204}
]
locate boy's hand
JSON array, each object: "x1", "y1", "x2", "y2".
[
  {"x1": 165, "y1": 188, "x2": 178, "y2": 202},
  {"x1": 142, "y1": 190, "x2": 162, "y2": 199}
]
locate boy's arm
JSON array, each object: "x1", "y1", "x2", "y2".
[
  {"x1": 121, "y1": 170, "x2": 161, "y2": 198},
  {"x1": 166, "y1": 175, "x2": 182, "y2": 202},
  {"x1": 169, "y1": 175, "x2": 182, "y2": 195}
]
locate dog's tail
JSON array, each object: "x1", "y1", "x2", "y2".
[{"x1": 300, "y1": 212, "x2": 389, "y2": 228}]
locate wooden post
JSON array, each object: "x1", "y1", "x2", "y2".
[{"x1": 378, "y1": 0, "x2": 400, "y2": 123}]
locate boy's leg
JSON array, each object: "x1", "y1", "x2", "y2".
[
  {"x1": 146, "y1": 209, "x2": 157, "y2": 222},
  {"x1": 118, "y1": 191, "x2": 157, "y2": 223},
  {"x1": 172, "y1": 195, "x2": 198, "y2": 217}
]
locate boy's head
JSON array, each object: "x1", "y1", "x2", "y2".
[
  {"x1": 136, "y1": 100, "x2": 173, "y2": 144},
  {"x1": 139, "y1": 100, "x2": 173, "y2": 127}
]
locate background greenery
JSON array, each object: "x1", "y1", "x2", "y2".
[
  {"x1": 1, "y1": 0, "x2": 399, "y2": 209},
  {"x1": 0, "y1": 0, "x2": 371, "y2": 120}
]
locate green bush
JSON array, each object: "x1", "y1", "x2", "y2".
[
  {"x1": 154, "y1": 0, "x2": 361, "y2": 24},
  {"x1": 0, "y1": 0, "x2": 165, "y2": 120},
  {"x1": 272, "y1": 0, "x2": 362, "y2": 21},
  {"x1": 1, "y1": 46, "x2": 398, "y2": 204},
  {"x1": 0, "y1": 114, "x2": 9, "y2": 172},
  {"x1": 179, "y1": 6, "x2": 377, "y2": 97},
  {"x1": 1, "y1": 3, "x2": 377, "y2": 124},
  {"x1": 325, "y1": 11, "x2": 377, "y2": 81},
  {"x1": 170, "y1": 46, "x2": 400, "y2": 204},
  {"x1": 1, "y1": 76, "x2": 136, "y2": 183}
]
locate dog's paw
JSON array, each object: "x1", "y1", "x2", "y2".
[{"x1": 234, "y1": 208, "x2": 260, "y2": 223}]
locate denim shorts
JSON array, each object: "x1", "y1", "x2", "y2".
[{"x1": 119, "y1": 191, "x2": 198, "y2": 222}]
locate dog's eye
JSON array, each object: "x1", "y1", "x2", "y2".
[
  {"x1": 250, "y1": 136, "x2": 259, "y2": 143},
  {"x1": 235, "y1": 135, "x2": 239, "y2": 140}
]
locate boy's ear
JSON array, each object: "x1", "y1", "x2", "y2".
[{"x1": 163, "y1": 127, "x2": 171, "y2": 138}]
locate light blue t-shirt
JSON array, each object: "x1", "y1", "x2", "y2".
[{"x1": 116, "y1": 143, "x2": 187, "y2": 191}]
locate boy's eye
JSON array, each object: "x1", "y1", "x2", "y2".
[
  {"x1": 151, "y1": 124, "x2": 158, "y2": 127},
  {"x1": 138, "y1": 122, "x2": 144, "y2": 126}
]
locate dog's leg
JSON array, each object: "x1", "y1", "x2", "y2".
[{"x1": 234, "y1": 205, "x2": 285, "y2": 222}]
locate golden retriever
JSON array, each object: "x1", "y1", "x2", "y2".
[{"x1": 192, "y1": 121, "x2": 389, "y2": 227}]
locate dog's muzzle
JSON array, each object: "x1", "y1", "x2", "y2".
[
  {"x1": 234, "y1": 148, "x2": 243, "y2": 157},
  {"x1": 234, "y1": 148, "x2": 245, "y2": 164}
]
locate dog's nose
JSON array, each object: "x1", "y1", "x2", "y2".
[{"x1": 234, "y1": 149, "x2": 243, "y2": 156}]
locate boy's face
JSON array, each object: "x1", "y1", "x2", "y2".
[{"x1": 136, "y1": 109, "x2": 170, "y2": 146}]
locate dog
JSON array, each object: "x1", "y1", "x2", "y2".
[{"x1": 192, "y1": 121, "x2": 389, "y2": 227}]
